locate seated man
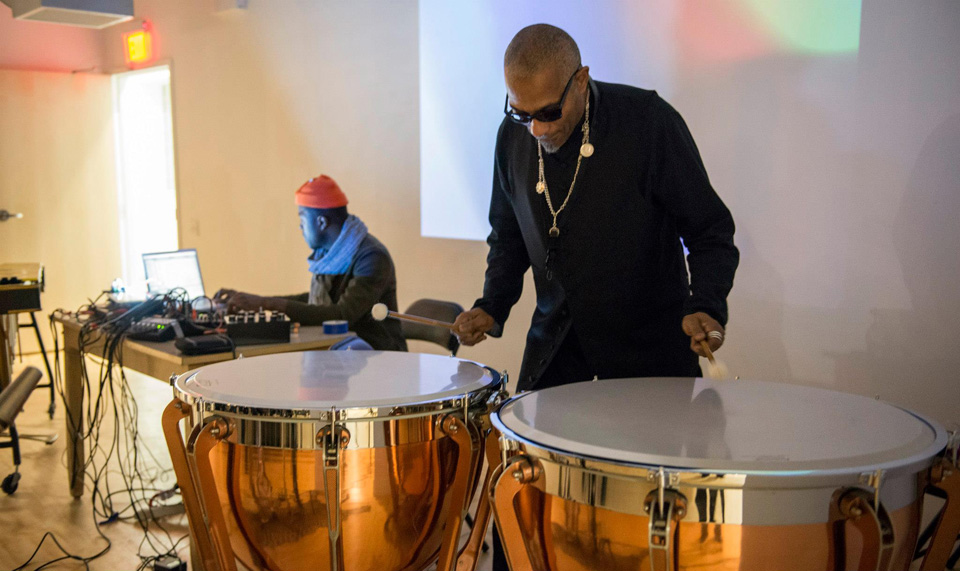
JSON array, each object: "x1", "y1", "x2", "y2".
[{"x1": 217, "y1": 175, "x2": 407, "y2": 351}]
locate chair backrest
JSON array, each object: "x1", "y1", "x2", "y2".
[
  {"x1": 0, "y1": 366, "x2": 42, "y2": 430},
  {"x1": 330, "y1": 336, "x2": 373, "y2": 351},
  {"x1": 401, "y1": 299, "x2": 463, "y2": 355}
]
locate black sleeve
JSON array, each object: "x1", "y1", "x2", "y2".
[
  {"x1": 472, "y1": 123, "x2": 530, "y2": 337},
  {"x1": 282, "y1": 250, "x2": 393, "y2": 326},
  {"x1": 649, "y1": 100, "x2": 739, "y2": 325},
  {"x1": 277, "y1": 293, "x2": 309, "y2": 303}
]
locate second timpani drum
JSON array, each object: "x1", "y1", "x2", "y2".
[
  {"x1": 162, "y1": 351, "x2": 505, "y2": 571},
  {"x1": 490, "y1": 377, "x2": 959, "y2": 571}
]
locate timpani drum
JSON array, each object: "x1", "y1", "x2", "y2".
[
  {"x1": 490, "y1": 377, "x2": 960, "y2": 571},
  {"x1": 162, "y1": 351, "x2": 505, "y2": 571}
]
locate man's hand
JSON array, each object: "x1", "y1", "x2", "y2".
[
  {"x1": 453, "y1": 308, "x2": 495, "y2": 347},
  {"x1": 223, "y1": 291, "x2": 265, "y2": 313},
  {"x1": 682, "y1": 312, "x2": 725, "y2": 357},
  {"x1": 212, "y1": 288, "x2": 237, "y2": 304}
]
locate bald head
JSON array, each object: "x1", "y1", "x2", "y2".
[{"x1": 504, "y1": 24, "x2": 581, "y2": 80}]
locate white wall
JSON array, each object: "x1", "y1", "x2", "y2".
[
  {"x1": 681, "y1": 0, "x2": 960, "y2": 424},
  {"x1": 93, "y1": 0, "x2": 536, "y2": 384},
  {"x1": 0, "y1": 7, "x2": 105, "y2": 72},
  {"x1": 0, "y1": 7, "x2": 116, "y2": 354},
  {"x1": 2, "y1": 0, "x2": 957, "y2": 425},
  {"x1": 0, "y1": 70, "x2": 122, "y2": 350},
  {"x1": 418, "y1": 0, "x2": 863, "y2": 241}
]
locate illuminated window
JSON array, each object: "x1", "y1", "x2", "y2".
[{"x1": 112, "y1": 65, "x2": 179, "y2": 294}]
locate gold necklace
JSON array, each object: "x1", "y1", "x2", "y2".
[{"x1": 535, "y1": 94, "x2": 593, "y2": 238}]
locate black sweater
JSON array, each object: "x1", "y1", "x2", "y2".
[
  {"x1": 283, "y1": 234, "x2": 407, "y2": 351},
  {"x1": 474, "y1": 80, "x2": 738, "y2": 389}
]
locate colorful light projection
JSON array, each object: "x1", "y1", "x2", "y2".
[
  {"x1": 419, "y1": 1, "x2": 864, "y2": 241},
  {"x1": 677, "y1": 0, "x2": 862, "y2": 67}
]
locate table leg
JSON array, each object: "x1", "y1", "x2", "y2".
[
  {"x1": 0, "y1": 315, "x2": 15, "y2": 389},
  {"x1": 63, "y1": 342, "x2": 85, "y2": 498}
]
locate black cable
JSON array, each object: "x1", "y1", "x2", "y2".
[
  {"x1": 23, "y1": 299, "x2": 189, "y2": 570},
  {"x1": 11, "y1": 525, "x2": 111, "y2": 571}
]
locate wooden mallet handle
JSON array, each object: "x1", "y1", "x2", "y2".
[
  {"x1": 371, "y1": 303, "x2": 456, "y2": 331},
  {"x1": 699, "y1": 339, "x2": 716, "y2": 363}
]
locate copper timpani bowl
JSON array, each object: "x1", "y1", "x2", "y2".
[
  {"x1": 490, "y1": 377, "x2": 959, "y2": 571},
  {"x1": 163, "y1": 351, "x2": 505, "y2": 571}
]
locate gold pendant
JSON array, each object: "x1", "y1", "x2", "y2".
[
  {"x1": 580, "y1": 143, "x2": 594, "y2": 157},
  {"x1": 536, "y1": 180, "x2": 546, "y2": 194},
  {"x1": 549, "y1": 226, "x2": 560, "y2": 238}
]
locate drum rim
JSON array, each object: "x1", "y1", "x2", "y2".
[
  {"x1": 173, "y1": 352, "x2": 504, "y2": 422},
  {"x1": 493, "y1": 413, "x2": 944, "y2": 484},
  {"x1": 491, "y1": 380, "x2": 949, "y2": 485}
]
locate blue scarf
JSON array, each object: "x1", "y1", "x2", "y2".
[{"x1": 308, "y1": 215, "x2": 368, "y2": 275}]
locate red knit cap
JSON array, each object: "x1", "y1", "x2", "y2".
[{"x1": 295, "y1": 175, "x2": 348, "y2": 209}]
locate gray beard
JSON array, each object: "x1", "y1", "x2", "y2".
[{"x1": 539, "y1": 129, "x2": 575, "y2": 154}]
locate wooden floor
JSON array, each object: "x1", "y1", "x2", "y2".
[{"x1": 0, "y1": 354, "x2": 494, "y2": 571}]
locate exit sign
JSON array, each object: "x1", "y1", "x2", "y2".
[{"x1": 123, "y1": 26, "x2": 153, "y2": 66}]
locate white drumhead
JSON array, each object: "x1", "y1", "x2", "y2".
[
  {"x1": 175, "y1": 351, "x2": 499, "y2": 411},
  {"x1": 494, "y1": 378, "x2": 946, "y2": 475}
]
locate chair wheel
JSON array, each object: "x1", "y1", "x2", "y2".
[{"x1": 2, "y1": 472, "x2": 21, "y2": 494}]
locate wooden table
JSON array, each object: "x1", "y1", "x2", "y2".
[{"x1": 54, "y1": 316, "x2": 348, "y2": 498}]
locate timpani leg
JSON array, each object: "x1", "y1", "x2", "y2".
[
  {"x1": 436, "y1": 415, "x2": 473, "y2": 571},
  {"x1": 187, "y1": 418, "x2": 237, "y2": 571},
  {"x1": 493, "y1": 456, "x2": 546, "y2": 571},
  {"x1": 162, "y1": 399, "x2": 217, "y2": 571},
  {"x1": 920, "y1": 458, "x2": 960, "y2": 571},
  {"x1": 456, "y1": 428, "x2": 502, "y2": 571}
]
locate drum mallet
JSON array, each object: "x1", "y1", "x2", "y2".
[
  {"x1": 371, "y1": 303, "x2": 456, "y2": 331},
  {"x1": 699, "y1": 339, "x2": 730, "y2": 380}
]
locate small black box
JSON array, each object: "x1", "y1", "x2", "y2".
[
  {"x1": 226, "y1": 321, "x2": 291, "y2": 345},
  {"x1": 174, "y1": 335, "x2": 234, "y2": 355},
  {"x1": 154, "y1": 555, "x2": 187, "y2": 571}
]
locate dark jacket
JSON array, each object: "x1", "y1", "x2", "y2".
[
  {"x1": 474, "y1": 81, "x2": 738, "y2": 390},
  {"x1": 282, "y1": 234, "x2": 407, "y2": 351}
]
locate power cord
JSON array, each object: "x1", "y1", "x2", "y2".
[{"x1": 16, "y1": 298, "x2": 192, "y2": 570}]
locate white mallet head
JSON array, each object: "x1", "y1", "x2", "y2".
[
  {"x1": 705, "y1": 359, "x2": 730, "y2": 381},
  {"x1": 371, "y1": 303, "x2": 389, "y2": 321}
]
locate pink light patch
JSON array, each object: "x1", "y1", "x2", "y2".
[{"x1": 676, "y1": 0, "x2": 775, "y2": 68}]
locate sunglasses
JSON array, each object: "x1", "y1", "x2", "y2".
[{"x1": 504, "y1": 67, "x2": 581, "y2": 125}]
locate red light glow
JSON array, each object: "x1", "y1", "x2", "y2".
[{"x1": 123, "y1": 28, "x2": 153, "y2": 66}]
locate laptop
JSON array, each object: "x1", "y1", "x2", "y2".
[{"x1": 142, "y1": 249, "x2": 206, "y2": 301}]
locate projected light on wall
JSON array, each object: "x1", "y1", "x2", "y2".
[
  {"x1": 742, "y1": 1, "x2": 861, "y2": 54},
  {"x1": 677, "y1": 1, "x2": 861, "y2": 67},
  {"x1": 419, "y1": 0, "x2": 861, "y2": 241}
]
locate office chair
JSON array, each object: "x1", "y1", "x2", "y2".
[
  {"x1": 330, "y1": 336, "x2": 373, "y2": 351},
  {"x1": 0, "y1": 366, "x2": 43, "y2": 494},
  {"x1": 400, "y1": 299, "x2": 464, "y2": 355}
]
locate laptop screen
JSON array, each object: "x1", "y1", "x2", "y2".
[{"x1": 142, "y1": 249, "x2": 205, "y2": 300}]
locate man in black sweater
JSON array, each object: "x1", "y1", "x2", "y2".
[
  {"x1": 217, "y1": 175, "x2": 406, "y2": 351},
  {"x1": 453, "y1": 23, "x2": 739, "y2": 571},
  {"x1": 454, "y1": 23, "x2": 738, "y2": 389}
]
